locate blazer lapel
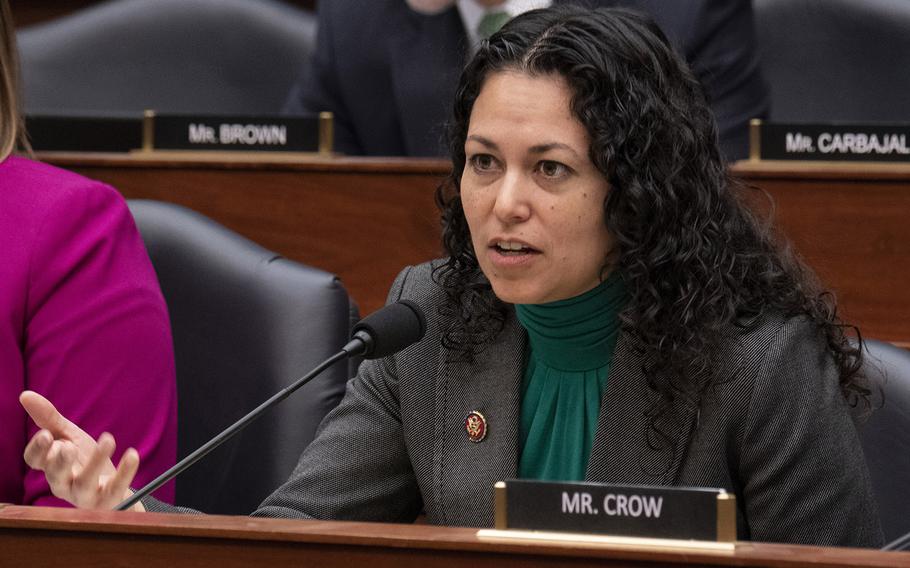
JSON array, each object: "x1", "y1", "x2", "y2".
[
  {"x1": 586, "y1": 331, "x2": 700, "y2": 487},
  {"x1": 388, "y1": 7, "x2": 469, "y2": 156},
  {"x1": 434, "y1": 308, "x2": 526, "y2": 526}
]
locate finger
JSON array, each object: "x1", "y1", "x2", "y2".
[
  {"x1": 44, "y1": 442, "x2": 79, "y2": 497},
  {"x1": 103, "y1": 448, "x2": 141, "y2": 508},
  {"x1": 44, "y1": 440, "x2": 78, "y2": 480},
  {"x1": 72, "y1": 433, "x2": 117, "y2": 495},
  {"x1": 20, "y1": 391, "x2": 90, "y2": 442},
  {"x1": 43, "y1": 439, "x2": 65, "y2": 472},
  {"x1": 35, "y1": 440, "x2": 77, "y2": 499},
  {"x1": 23, "y1": 429, "x2": 54, "y2": 470}
]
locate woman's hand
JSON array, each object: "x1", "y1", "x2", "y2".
[{"x1": 20, "y1": 390, "x2": 143, "y2": 511}]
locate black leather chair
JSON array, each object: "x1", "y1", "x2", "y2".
[
  {"x1": 127, "y1": 200, "x2": 354, "y2": 515},
  {"x1": 17, "y1": 0, "x2": 316, "y2": 114},
  {"x1": 859, "y1": 339, "x2": 910, "y2": 546},
  {"x1": 755, "y1": 0, "x2": 910, "y2": 122}
]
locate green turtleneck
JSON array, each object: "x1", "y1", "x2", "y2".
[{"x1": 515, "y1": 273, "x2": 625, "y2": 481}]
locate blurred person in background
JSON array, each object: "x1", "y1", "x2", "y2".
[{"x1": 285, "y1": 0, "x2": 768, "y2": 161}]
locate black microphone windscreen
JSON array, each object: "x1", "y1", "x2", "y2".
[{"x1": 352, "y1": 300, "x2": 426, "y2": 359}]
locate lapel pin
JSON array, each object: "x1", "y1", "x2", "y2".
[{"x1": 464, "y1": 410, "x2": 487, "y2": 443}]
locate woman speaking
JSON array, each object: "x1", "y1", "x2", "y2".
[{"x1": 20, "y1": 5, "x2": 882, "y2": 547}]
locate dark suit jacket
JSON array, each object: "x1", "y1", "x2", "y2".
[
  {"x1": 284, "y1": 0, "x2": 769, "y2": 160},
  {"x1": 147, "y1": 261, "x2": 881, "y2": 547}
]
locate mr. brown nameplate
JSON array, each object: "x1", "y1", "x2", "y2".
[
  {"x1": 24, "y1": 111, "x2": 334, "y2": 155},
  {"x1": 148, "y1": 112, "x2": 330, "y2": 153},
  {"x1": 494, "y1": 479, "x2": 736, "y2": 542}
]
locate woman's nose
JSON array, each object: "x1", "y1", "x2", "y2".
[{"x1": 492, "y1": 172, "x2": 531, "y2": 224}]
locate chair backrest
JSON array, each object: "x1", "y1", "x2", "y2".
[
  {"x1": 859, "y1": 339, "x2": 910, "y2": 545},
  {"x1": 17, "y1": 0, "x2": 316, "y2": 114},
  {"x1": 127, "y1": 200, "x2": 353, "y2": 515},
  {"x1": 754, "y1": 0, "x2": 910, "y2": 122}
]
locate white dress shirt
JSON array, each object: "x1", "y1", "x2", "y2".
[{"x1": 457, "y1": 0, "x2": 553, "y2": 50}]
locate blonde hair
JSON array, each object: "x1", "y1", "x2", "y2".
[{"x1": 1, "y1": 0, "x2": 28, "y2": 160}]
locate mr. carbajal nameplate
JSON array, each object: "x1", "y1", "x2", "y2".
[
  {"x1": 148, "y1": 112, "x2": 331, "y2": 153},
  {"x1": 495, "y1": 480, "x2": 736, "y2": 542},
  {"x1": 750, "y1": 120, "x2": 910, "y2": 163}
]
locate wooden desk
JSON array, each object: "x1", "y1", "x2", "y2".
[
  {"x1": 1, "y1": 504, "x2": 906, "y2": 568},
  {"x1": 734, "y1": 161, "x2": 910, "y2": 347},
  {"x1": 39, "y1": 153, "x2": 910, "y2": 345}
]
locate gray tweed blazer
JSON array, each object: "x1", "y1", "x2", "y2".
[{"x1": 149, "y1": 261, "x2": 883, "y2": 547}]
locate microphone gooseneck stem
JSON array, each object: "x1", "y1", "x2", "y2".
[{"x1": 115, "y1": 348, "x2": 353, "y2": 511}]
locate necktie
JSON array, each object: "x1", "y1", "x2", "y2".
[{"x1": 477, "y1": 10, "x2": 510, "y2": 39}]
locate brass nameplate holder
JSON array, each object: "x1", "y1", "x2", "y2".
[
  {"x1": 478, "y1": 479, "x2": 736, "y2": 552},
  {"x1": 749, "y1": 119, "x2": 910, "y2": 163}
]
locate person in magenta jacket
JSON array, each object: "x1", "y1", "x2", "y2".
[{"x1": 0, "y1": 0, "x2": 177, "y2": 506}]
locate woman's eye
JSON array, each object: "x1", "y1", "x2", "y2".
[
  {"x1": 537, "y1": 160, "x2": 569, "y2": 179},
  {"x1": 469, "y1": 154, "x2": 497, "y2": 172}
]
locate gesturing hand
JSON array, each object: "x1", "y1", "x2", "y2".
[{"x1": 20, "y1": 390, "x2": 143, "y2": 511}]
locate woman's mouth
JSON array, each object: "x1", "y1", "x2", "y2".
[
  {"x1": 493, "y1": 240, "x2": 539, "y2": 255},
  {"x1": 487, "y1": 241, "x2": 541, "y2": 267}
]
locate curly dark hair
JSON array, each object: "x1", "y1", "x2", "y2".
[{"x1": 433, "y1": 5, "x2": 870, "y2": 441}]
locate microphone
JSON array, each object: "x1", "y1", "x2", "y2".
[
  {"x1": 344, "y1": 299, "x2": 426, "y2": 359},
  {"x1": 116, "y1": 300, "x2": 426, "y2": 511}
]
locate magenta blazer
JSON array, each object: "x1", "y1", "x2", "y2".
[{"x1": 0, "y1": 156, "x2": 177, "y2": 506}]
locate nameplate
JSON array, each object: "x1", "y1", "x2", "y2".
[
  {"x1": 26, "y1": 113, "x2": 143, "y2": 152},
  {"x1": 149, "y1": 112, "x2": 331, "y2": 153},
  {"x1": 494, "y1": 480, "x2": 736, "y2": 542},
  {"x1": 750, "y1": 120, "x2": 910, "y2": 163}
]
